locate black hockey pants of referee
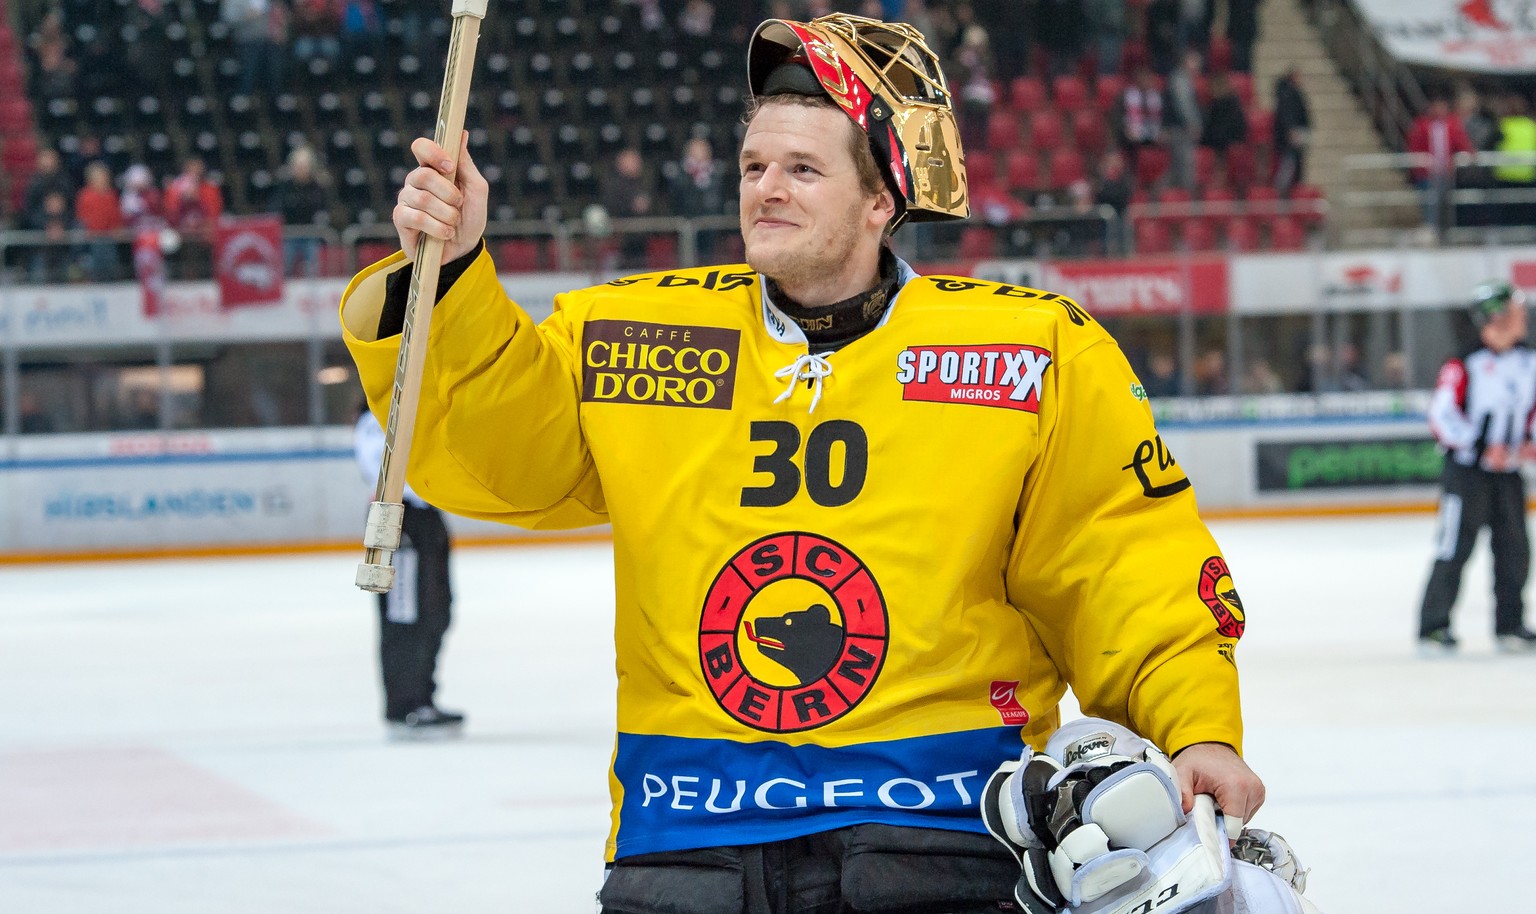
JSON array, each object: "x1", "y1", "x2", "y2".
[
  {"x1": 376, "y1": 504, "x2": 453, "y2": 720},
  {"x1": 1419, "y1": 460, "x2": 1530, "y2": 637}
]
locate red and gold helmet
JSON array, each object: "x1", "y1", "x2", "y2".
[{"x1": 747, "y1": 13, "x2": 969, "y2": 228}]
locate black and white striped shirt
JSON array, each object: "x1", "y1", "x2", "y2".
[{"x1": 1429, "y1": 345, "x2": 1536, "y2": 469}]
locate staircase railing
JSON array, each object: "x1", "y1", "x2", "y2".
[{"x1": 1307, "y1": 0, "x2": 1427, "y2": 150}]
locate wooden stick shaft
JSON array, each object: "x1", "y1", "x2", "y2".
[{"x1": 359, "y1": 5, "x2": 486, "y2": 592}]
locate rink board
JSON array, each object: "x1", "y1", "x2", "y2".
[{"x1": 0, "y1": 416, "x2": 1455, "y2": 559}]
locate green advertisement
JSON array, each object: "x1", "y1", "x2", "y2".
[{"x1": 1256, "y1": 438, "x2": 1443, "y2": 491}]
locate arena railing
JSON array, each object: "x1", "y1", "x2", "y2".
[
  {"x1": 1308, "y1": 0, "x2": 1427, "y2": 149},
  {"x1": 0, "y1": 224, "x2": 345, "y2": 285},
  {"x1": 1338, "y1": 150, "x2": 1536, "y2": 247}
]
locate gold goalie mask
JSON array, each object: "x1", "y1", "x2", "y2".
[{"x1": 747, "y1": 14, "x2": 970, "y2": 229}]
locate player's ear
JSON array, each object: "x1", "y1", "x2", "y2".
[{"x1": 869, "y1": 187, "x2": 897, "y2": 232}]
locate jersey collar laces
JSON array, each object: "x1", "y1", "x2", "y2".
[{"x1": 774, "y1": 352, "x2": 834, "y2": 412}]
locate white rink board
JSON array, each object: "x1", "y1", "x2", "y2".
[{"x1": 1, "y1": 415, "x2": 1445, "y2": 556}]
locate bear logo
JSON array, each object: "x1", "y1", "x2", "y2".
[
  {"x1": 699, "y1": 531, "x2": 889, "y2": 732},
  {"x1": 746, "y1": 603, "x2": 844, "y2": 684},
  {"x1": 1198, "y1": 555, "x2": 1246, "y2": 639}
]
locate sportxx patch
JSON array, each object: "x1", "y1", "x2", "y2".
[
  {"x1": 1198, "y1": 556, "x2": 1245, "y2": 639},
  {"x1": 895, "y1": 344, "x2": 1052, "y2": 412},
  {"x1": 699, "y1": 533, "x2": 888, "y2": 733},
  {"x1": 582, "y1": 319, "x2": 739, "y2": 409}
]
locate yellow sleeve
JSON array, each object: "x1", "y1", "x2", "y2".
[
  {"x1": 339, "y1": 249, "x2": 607, "y2": 529},
  {"x1": 1006, "y1": 335, "x2": 1243, "y2": 757}
]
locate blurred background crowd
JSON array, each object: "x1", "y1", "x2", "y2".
[{"x1": 0, "y1": 0, "x2": 1531, "y2": 436}]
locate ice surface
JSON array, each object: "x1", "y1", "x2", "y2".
[{"x1": 1, "y1": 515, "x2": 1531, "y2": 912}]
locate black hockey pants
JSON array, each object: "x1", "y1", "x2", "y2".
[
  {"x1": 376, "y1": 504, "x2": 453, "y2": 719},
  {"x1": 597, "y1": 824, "x2": 1018, "y2": 914},
  {"x1": 1419, "y1": 460, "x2": 1531, "y2": 636}
]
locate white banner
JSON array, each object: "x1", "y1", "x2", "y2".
[
  {"x1": 0, "y1": 272, "x2": 576, "y2": 349},
  {"x1": 1354, "y1": 0, "x2": 1536, "y2": 73}
]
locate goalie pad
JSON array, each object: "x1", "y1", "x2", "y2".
[{"x1": 982, "y1": 719, "x2": 1323, "y2": 914}]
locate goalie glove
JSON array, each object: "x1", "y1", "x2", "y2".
[
  {"x1": 982, "y1": 719, "x2": 1231, "y2": 914},
  {"x1": 1233, "y1": 829, "x2": 1308, "y2": 894}
]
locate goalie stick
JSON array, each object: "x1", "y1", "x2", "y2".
[{"x1": 356, "y1": 0, "x2": 490, "y2": 593}]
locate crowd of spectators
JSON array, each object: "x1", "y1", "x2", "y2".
[
  {"x1": 6, "y1": 138, "x2": 341, "y2": 284},
  {"x1": 1133, "y1": 341, "x2": 1407, "y2": 398},
  {"x1": 883, "y1": 0, "x2": 1318, "y2": 257},
  {"x1": 1405, "y1": 81, "x2": 1536, "y2": 235}
]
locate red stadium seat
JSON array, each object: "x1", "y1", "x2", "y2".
[
  {"x1": 1182, "y1": 219, "x2": 1220, "y2": 252},
  {"x1": 986, "y1": 110, "x2": 1022, "y2": 152},
  {"x1": 1094, "y1": 74, "x2": 1127, "y2": 113},
  {"x1": 1246, "y1": 107, "x2": 1274, "y2": 145},
  {"x1": 645, "y1": 234, "x2": 679, "y2": 269},
  {"x1": 1135, "y1": 217, "x2": 1174, "y2": 254},
  {"x1": 1049, "y1": 150, "x2": 1086, "y2": 187},
  {"x1": 357, "y1": 242, "x2": 398, "y2": 268},
  {"x1": 1247, "y1": 184, "x2": 1280, "y2": 209},
  {"x1": 1053, "y1": 75, "x2": 1089, "y2": 111},
  {"x1": 1134, "y1": 146, "x2": 1171, "y2": 187},
  {"x1": 1269, "y1": 217, "x2": 1307, "y2": 251},
  {"x1": 1156, "y1": 187, "x2": 1193, "y2": 206},
  {"x1": 969, "y1": 150, "x2": 998, "y2": 187},
  {"x1": 0, "y1": 97, "x2": 30, "y2": 135},
  {"x1": 1071, "y1": 110, "x2": 1110, "y2": 157},
  {"x1": 1201, "y1": 186, "x2": 1238, "y2": 224},
  {"x1": 1010, "y1": 76, "x2": 1047, "y2": 113},
  {"x1": 1225, "y1": 217, "x2": 1262, "y2": 251},
  {"x1": 1194, "y1": 145, "x2": 1219, "y2": 186},
  {"x1": 497, "y1": 239, "x2": 545, "y2": 272},
  {"x1": 1029, "y1": 109, "x2": 1065, "y2": 151},
  {"x1": 1004, "y1": 149, "x2": 1041, "y2": 190},
  {"x1": 1225, "y1": 144, "x2": 1258, "y2": 189},
  {"x1": 959, "y1": 226, "x2": 999, "y2": 260},
  {"x1": 1, "y1": 133, "x2": 37, "y2": 170},
  {"x1": 0, "y1": 58, "x2": 24, "y2": 94}
]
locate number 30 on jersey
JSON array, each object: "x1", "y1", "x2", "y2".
[{"x1": 740, "y1": 420, "x2": 868, "y2": 508}]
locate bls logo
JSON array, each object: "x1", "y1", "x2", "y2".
[
  {"x1": 1197, "y1": 556, "x2": 1245, "y2": 639},
  {"x1": 699, "y1": 532, "x2": 889, "y2": 732}
]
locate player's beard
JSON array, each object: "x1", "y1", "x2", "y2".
[{"x1": 744, "y1": 196, "x2": 867, "y2": 300}]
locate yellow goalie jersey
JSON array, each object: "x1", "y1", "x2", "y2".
[{"x1": 341, "y1": 251, "x2": 1246, "y2": 862}]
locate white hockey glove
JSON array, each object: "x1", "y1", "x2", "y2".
[{"x1": 984, "y1": 718, "x2": 1325, "y2": 914}]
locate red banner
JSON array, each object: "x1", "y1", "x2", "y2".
[
  {"x1": 133, "y1": 230, "x2": 166, "y2": 316},
  {"x1": 1041, "y1": 256, "x2": 1229, "y2": 315},
  {"x1": 214, "y1": 215, "x2": 284, "y2": 309}
]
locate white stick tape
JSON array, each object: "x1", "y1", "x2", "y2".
[{"x1": 452, "y1": 0, "x2": 489, "y2": 17}]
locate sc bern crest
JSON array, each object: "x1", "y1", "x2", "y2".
[{"x1": 699, "y1": 533, "x2": 889, "y2": 732}]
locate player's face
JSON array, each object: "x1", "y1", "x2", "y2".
[{"x1": 738, "y1": 103, "x2": 890, "y2": 296}]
